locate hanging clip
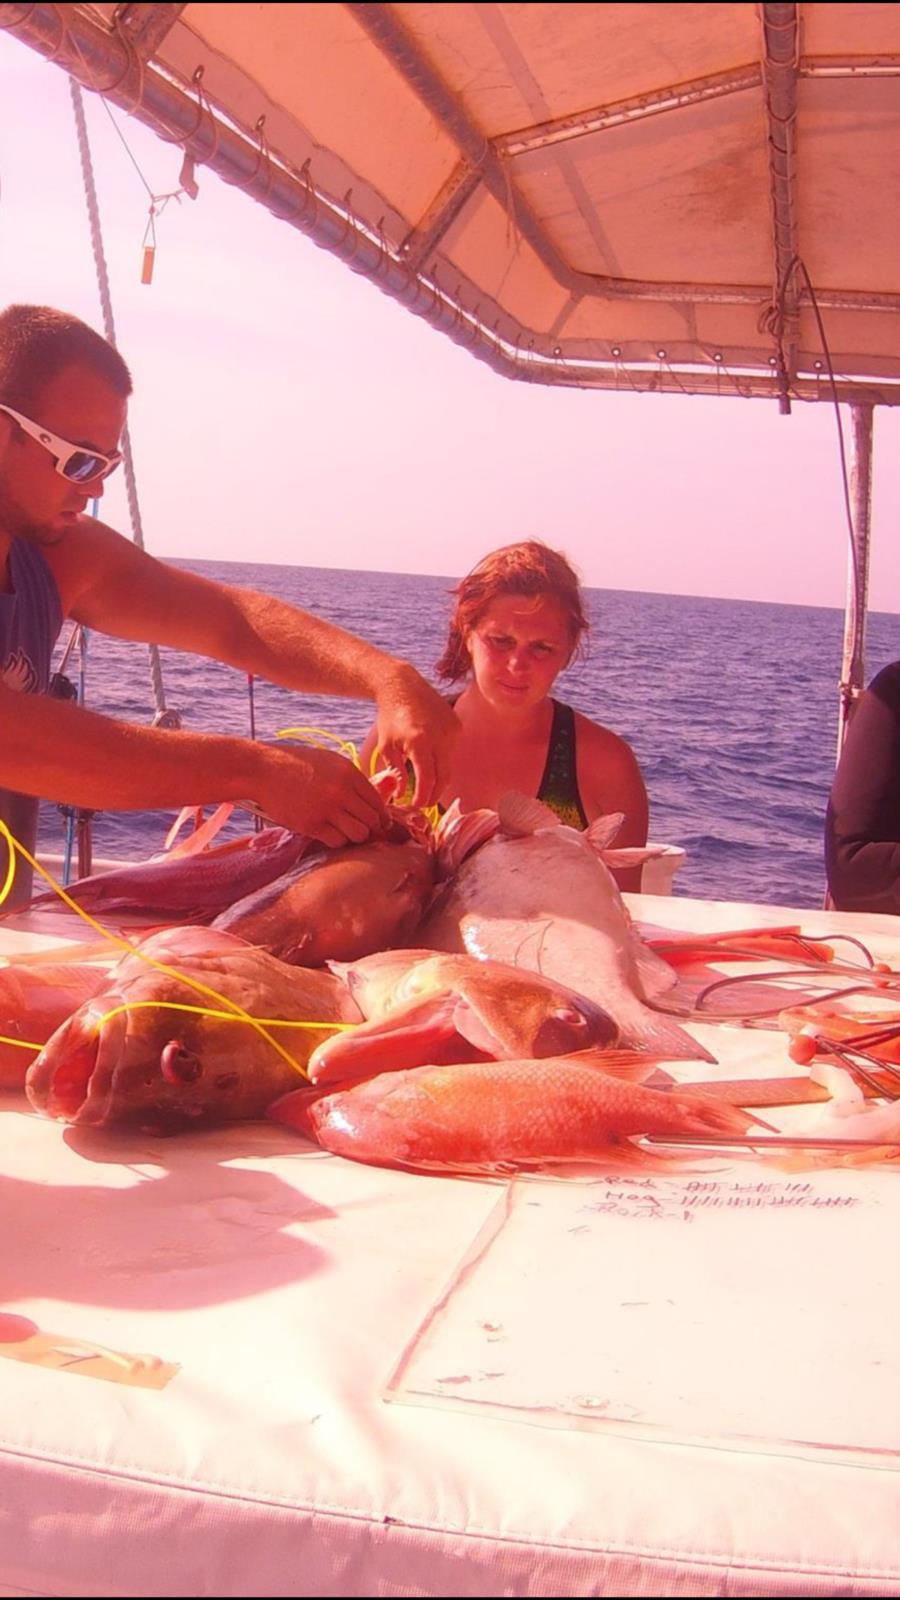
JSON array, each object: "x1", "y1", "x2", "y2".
[{"x1": 179, "y1": 153, "x2": 200, "y2": 201}]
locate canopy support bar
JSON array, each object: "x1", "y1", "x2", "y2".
[
  {"x1": 761, "y1": 2, "x2": 800, "y2": 410},
  {"x1": 836, "y1": 403, "x2": 874, "y2": 761},
  {"x1": 116, "y1": 2, "x2": 186, "y2": 59}
]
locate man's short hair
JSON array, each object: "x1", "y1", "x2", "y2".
[{"x1": 0, "y1": 304, "x2": 132, "y2": 412}]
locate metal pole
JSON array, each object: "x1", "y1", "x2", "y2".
[
  {"x1": 247, "y1": 674, "x2": 263, "y2": 832},
  {"x1": 836, "y1": 402, "x2": 874, "y2": 761},
  {"x1": 75, "y1": 627, "x2": 93, "y2": 880}
]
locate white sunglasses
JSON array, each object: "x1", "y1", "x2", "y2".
[{"x1": 0, "y1": 402, "x2": 122, "y2": 483}]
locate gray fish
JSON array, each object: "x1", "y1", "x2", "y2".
[{"x1": 419, "y1": 794, "x2": 714, "y2": 1063}]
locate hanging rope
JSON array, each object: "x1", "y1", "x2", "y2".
[{"x1": 68, "y1": 76, "x2": 179, "y2": 732}]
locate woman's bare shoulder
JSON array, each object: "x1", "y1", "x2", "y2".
[{"x1": 571, "y1": 710, "x2": 640, "y2": 770}]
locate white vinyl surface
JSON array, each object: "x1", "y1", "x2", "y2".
[{"x1": 0, "y1": 894, "x2": 899, "y2": 1598}]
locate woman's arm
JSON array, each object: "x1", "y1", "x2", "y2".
[{"x1": 575, "y1": 718, "x2": 649, "y2": 891}]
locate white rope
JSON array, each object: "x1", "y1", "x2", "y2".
[{"x1": 68, "y1": 76, "x2": 178, "y2": 729}]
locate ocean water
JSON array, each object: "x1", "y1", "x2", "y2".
[{"x1": 38, "y1": 561, "x2": 900, "y2": 909}]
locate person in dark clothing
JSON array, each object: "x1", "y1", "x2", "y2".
[
  {"x1": 825, "y1": 660, "x2": 900, "y2": 914},
  {"x1": 0, "y1": 304, "x2": 458, "y2": 907}
]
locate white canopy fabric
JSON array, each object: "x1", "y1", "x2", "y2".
[{"x1": 5, "y1": 1, "x2": 900, "y2": 402}]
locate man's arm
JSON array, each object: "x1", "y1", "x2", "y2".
[
  {"x1": 0, "y1": 683, "x2": 389, "y2": 849},
  {"x1": 54, "y1": 519, "x2": 458, "y2": 806}
]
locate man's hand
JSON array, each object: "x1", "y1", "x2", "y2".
[
  {"x1": 373, "y1": 665, "x2": 460, "y2": 807},
  {"x1": 252, "y1": 743, "x2": 389, "y2": 848}
]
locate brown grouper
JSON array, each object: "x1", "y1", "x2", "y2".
[
  {"x1": 212, "y1": 828, "x2": 435, "y2": 965},
  {"x1": 26, "y1": 928, "x2": 362, "y2": 1129}
]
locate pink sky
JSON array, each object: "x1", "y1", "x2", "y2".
[{"x1": 1, "y1": 31, "x2": 899, "y2": 612}]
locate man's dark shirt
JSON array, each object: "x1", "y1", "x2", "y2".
[{"x1": 826, "y1": 661, "x2": 900, "y2": 914}]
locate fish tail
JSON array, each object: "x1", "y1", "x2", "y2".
[{"x1": 668, "y1": 1091, "x2": 772, "y2": 1139}]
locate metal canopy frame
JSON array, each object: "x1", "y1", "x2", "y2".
[
  {"x1": 2, "y1": 2, "x2": 900, "y2": 404},
  {"x1": 0, "y1": 1, "x2": 892, "y2": 748}
]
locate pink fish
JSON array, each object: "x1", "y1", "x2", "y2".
[
  {"x1": 29, "y1": 827, "x2": 311, "y2": 922},
  {"x1": 310, "y1": 949, "x2": 627, "y2": 1085},
  {"x1": 0, "y1": 959, "x2": 112, "y2": 1088},
  {"x1": 270, "y1": 1051, "x2": 758, "y2": 1176}
]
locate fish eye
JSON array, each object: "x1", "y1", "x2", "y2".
[
  {"x1": 553, "y1": 1006, "x2": 587, "y2": 1028},
  {"x1": 160, "y1": 1041, "x2": 203, "y2": 1085}
]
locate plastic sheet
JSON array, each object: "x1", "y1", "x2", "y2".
[{"x1": 386, "y1": 1164, "x2": 900, "y2": 1465}]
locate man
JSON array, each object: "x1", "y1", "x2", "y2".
[
  {"x1": 0, "y1": 304, "x2": 458, "y2": 906},
  {"x1": 826, "y1": 661, "x2": 900, "y2": 914}
]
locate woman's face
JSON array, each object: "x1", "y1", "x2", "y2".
[{"x1": 465, "y1": 592, "x2": 574, "y2": 712}]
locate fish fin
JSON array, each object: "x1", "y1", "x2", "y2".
[
  {"x1": 392, "y1": 1147, "x2": 719, "y2": 1180},
  {"x1": 561, "y1": 1046, "x2": 672, "y2": 1083},
  {"x1": 666, "y1": 1091, "x2": 773, "y2": 1139},
  {"x1": 497, "y1": 793, "x2": 564, "y2": 836},
  {"x1": 161, "y1": 805, "x2": 203, "y2": 853},
  {"x1": 584, "y1": 813, "x2": 626, "y2": 852},
  {"x1": 308, "y1": 995, "x2": 460, "y2": 1084},
  {"x1": 632, "y1": 940, "x2": 680, "y2": 1000},
  {"x1": 450, "y1": 997, "x2": 510, "y2": 1058},
  {"x1": 601, "y1": 844, "x2": 667, "y2": 869},
  {"x1": 161, "y1": 802, "x2": 235, "y2": 859},
  {"x1": 620, "y1": 1009, "x2": 718, "y2": 1064},
  {"x1": 435, "y1": 807, "x2": 501, "y2": 874}
]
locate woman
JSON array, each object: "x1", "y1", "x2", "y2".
[{"x1": 364, "y1": 541, "x2": 649, "y2": 889}]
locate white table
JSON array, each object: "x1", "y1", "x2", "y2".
[{"x1": 0, "y1": 894, "x2": 898, "y2": 1598}]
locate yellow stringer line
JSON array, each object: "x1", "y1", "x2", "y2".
[{"x1": 0, "y1": 821, "x2": 354, "y2": 1080}]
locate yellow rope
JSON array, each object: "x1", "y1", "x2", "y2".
[
  {"x1": 0, "y1": 1034, "x2": 42, "y2": 1053},
  {"x1": 0, "y1": 821, "x2": 354, "y2": 1079},
  {"x1": 93, "y1": 1000, "x2": 355, "y2": 1032},
  {"x1": 276, "y1": 725, "x2": 360, "y2": 765}
]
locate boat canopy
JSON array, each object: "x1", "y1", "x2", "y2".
[{"x1": 5, "y1": 1, "x2": 900, "y2": 405}]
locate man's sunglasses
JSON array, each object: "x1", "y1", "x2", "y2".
[{"x1": 0, "y1": 402, "x2": 122, "y2": 483}]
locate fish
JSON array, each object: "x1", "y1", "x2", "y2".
[
  {"x1": 310, "y1": 948, "x2": 637, "y2": 1085},
  {"x1": 270, "y1": 1050, "x2": 758, "y2": 1176},
  {"x1": 0, "y1": 958, "x2": 113, "y2": 1088},
  {"x1": 212, "y1": 826, "x2": 436, "y2": 965},
  {"x1": 25, "y1": 926, "x2": 362, "y2": 1129},
  {"x1": 420, "y1": 794, "x2": 714, "y2": 1062},
  {"x1": 29, "y1": 826, "x2": 312, "y2": 922}
]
